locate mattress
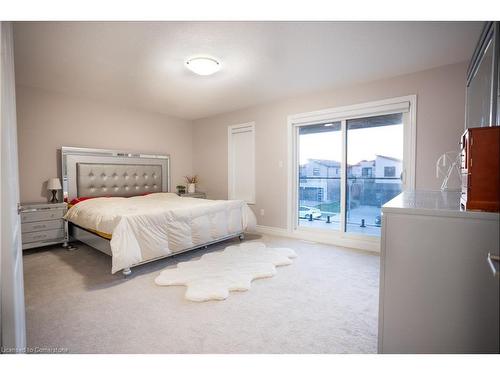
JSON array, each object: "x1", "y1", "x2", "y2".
[{"x1": 64, "y1": 193, "x2": 256, "y2": 273}]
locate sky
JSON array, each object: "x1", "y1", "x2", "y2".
[{"x1": 299, "y1": 124, "x2": 403, "y2": 165}]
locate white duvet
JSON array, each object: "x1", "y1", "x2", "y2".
[{"x1": 64, "y1": 193, "x2": 256, "y2": 273}]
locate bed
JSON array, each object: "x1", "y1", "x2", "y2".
[{"x1": 61, "y1": 147, "x2": 256, "y2": 275}]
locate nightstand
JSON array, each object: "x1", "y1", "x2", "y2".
[
  {"x1": 20, "y1": 202, "x2": 69, "y2": 250},
  {"x1": 178, "y1": 192, "x2": 207, "y2": 199}
]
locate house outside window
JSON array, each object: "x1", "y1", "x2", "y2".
[
  {"x1": 313, "y1": 168, "x2": 320, "y2": 176},
  {"x1": 384, "y1": 166, "x2": 396, "y2": 177},
  {"x1": 362, "y1": 167, "x2": 372, "y2": 177}
]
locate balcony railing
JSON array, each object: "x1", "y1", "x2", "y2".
[
  {"x1": 298, "y1": 176, "x2": 403, "y2": 236},
  {"x1": 299, "y1": 176, "x2": 402, "y2": 180}
]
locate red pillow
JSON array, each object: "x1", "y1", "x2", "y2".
[
  {"x1": 70, "y1": 193, "x2": 154, "y2": 206},
  {"x1": 69, "y1": 196, "x2": 98, "y2": 206}
]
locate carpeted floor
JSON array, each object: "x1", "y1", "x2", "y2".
[{"x1": 22, "y1": 234, "x2": 380, "y2": 353}]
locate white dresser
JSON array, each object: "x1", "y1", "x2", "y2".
[
  {"x1": 20, "y1": 202, "x2": 69, "y2": 250},
  {"x1": 378, "y1": 190, "x2": 499, "y2": 353}
]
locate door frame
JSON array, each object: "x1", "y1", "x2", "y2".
[
  {"x1": 0, "y1": 21, "x2": 27, "y2": 353},
  {"x1": 286, "y1": 95, "x2": 417, "y2": 251}
]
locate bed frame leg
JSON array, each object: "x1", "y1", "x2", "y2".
[
  {"x1": 62, "y1": 241, "x2": 77, "y2": 251},
  {"x1": 122, "y1": 268, "x2": 132, "y2": 277},
  {"x1": 238, "y1": 233, "x2": 245, "y2": 241}
]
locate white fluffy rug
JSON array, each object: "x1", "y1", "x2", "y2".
[{"x1": 154, "y1": 242, "x2": 297, "y2": 302}]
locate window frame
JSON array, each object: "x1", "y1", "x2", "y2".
[
  {"x1": 362, "y1": 167, "x2": 372, "y2": 177},
  {"x1": 287, "y1": 95, "x2": 417, "y2": 251},
  {"x1": 384, "y1": 166, "x2": 396, "y2": 177}
]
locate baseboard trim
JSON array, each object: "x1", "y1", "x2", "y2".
[
  {"x1": 252, "y1": 225, "x2": 380, "y2": 253},
  {"x1": 252, "y1": 225, "x2": 289, "y2": 237}
]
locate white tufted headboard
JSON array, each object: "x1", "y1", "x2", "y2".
[
  {"x1": 61, "y1": 147, "x2": 170, "y2": 202},
  {"x1": 76, "y1": 163, "x2": 163, "y2": 198}
]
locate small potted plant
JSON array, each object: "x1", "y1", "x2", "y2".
[
  {"x1": 184, "y1": 175, "x2": 198, "y2": 194},
  {"x1": 176, "y1": 185, "x2": 186, "y2": 195}
]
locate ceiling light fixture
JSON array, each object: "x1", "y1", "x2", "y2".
[{"x1": 185, "y1": 57, "x2": 221, "y2": 76}]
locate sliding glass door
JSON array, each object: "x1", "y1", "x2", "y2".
[
  {"x1": 345, "y1": 113, "x2": 403, "y2": 236},
  {"x1": 298, "y1": 121, "x2": 342, "y2": 231},
  {"x1": 292, "y1": 97, "x2": 413, "y2": 239}
]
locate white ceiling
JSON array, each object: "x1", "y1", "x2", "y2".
[{"x1": 13, "y1": 21, "x2": 483, "y2": 120}]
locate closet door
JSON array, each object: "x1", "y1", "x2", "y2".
[{"x1": 228, "y1": 122, "x2": 255, "y2": 204}]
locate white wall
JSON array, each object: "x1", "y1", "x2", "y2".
[
  {"x1": 16, "y1": 86, "x2": 194, "y2": 203},
  {"x1": 193, "y1": 62, "x2": 468, "y2": 229}
]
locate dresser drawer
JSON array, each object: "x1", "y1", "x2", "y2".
[
  {"x1": 21, "y1": 209, "x2": 65, "y2": 223},
  {"x1": 22, "y1": 219, "x2": 64, "y2": 234},
  {"x1": 22, "y1": 229, "x2": 66, "y2": 244}
]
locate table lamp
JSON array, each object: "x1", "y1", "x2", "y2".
[{"x1": 47, "y1": 177, "x2": 62, "y2": 203}]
